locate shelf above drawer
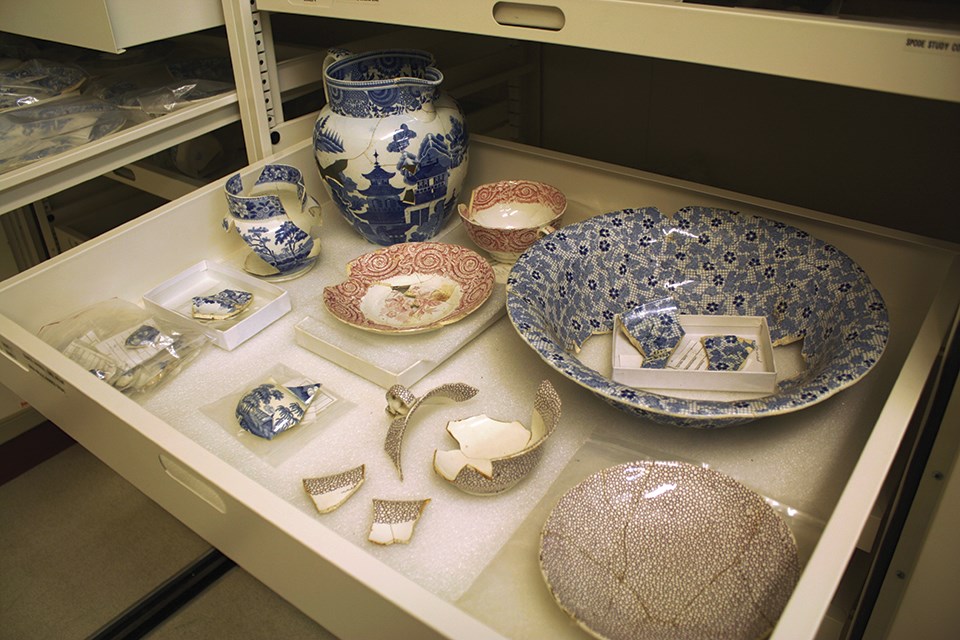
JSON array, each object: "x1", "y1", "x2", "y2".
[
  {"x1": 0, "y1": 0, "x2": 224, "y2": 53},
  {"x1": 257, "y1": 0, "x2": 960, "y2": 103},
  {"x1": 0, "y1": 94, "x2": 241, "y2": 217}
]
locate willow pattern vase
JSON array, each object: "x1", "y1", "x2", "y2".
[{"x1": 312, "y1": 49, "x2": 469, "y2": 246}]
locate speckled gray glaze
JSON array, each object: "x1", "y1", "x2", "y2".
[
  {"x1": 384, "y1": 382, "x2": 478, "y2": 479},
  {"x1": 372, "y1": 498, "x2": 430, "y2": 524},
  {"x1": 303, "y1": 464, "x2": 365, "y2": 496},
  {"x1": 441, "y1": 379, "x2": 562, "y2": 495},
  {"x1": 507, "y1": 206, "x2": 889, "y2": 427},
  {"x1": 539, "y1": 461, "x2": 800, "y2": 640}
]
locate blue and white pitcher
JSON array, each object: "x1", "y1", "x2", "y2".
[
  {"x1": 313, "y1": 49, "x2": 469, "y2": 246},
  {"x1": 223, "y1": 164, "x2": 322, "y2": 280}
]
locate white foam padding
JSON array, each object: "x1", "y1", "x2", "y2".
[{"x1": 140, "y1": 209, "x2": 596, "y2": 602}]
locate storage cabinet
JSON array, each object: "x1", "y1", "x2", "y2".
[{"x1": 2, "y1": 2, "x2": 959, "y2": 639}]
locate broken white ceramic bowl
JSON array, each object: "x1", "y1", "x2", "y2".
[
  {"x1": 383, "y1": 382, "x2": 478, "y2": 480},
  {"x1": 433, "y1": 379, "x2": 561, "y2": 495}
]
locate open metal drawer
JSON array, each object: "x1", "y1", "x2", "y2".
[{"x1": 0, "y1": 135, "x2": 957, "y2": 639}]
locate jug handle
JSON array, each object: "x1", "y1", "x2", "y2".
[{"x1": 322, "y1": 48, "x2": 352, "y2": 105}]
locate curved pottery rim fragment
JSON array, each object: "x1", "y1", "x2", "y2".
[
  {"x1": 538, "y1": 460, "x2": 801, "y2": 640},
  {"x1": 383, "y1": 382, "x2": 479, "y2": 480},
  {"x1": 322, "y1": 242, "x2": 495, "y2": 335},
  {"x1": 433, "y1": 379, "x2": 561, "y2": 495},
  {"x1": 302, "y1": 464, "x2": 365, "y2": 514}
]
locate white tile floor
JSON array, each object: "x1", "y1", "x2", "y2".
[{"x1": 0, "y1": 443, "x2": 336, "y2": 639}]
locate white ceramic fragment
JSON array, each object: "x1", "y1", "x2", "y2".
[
  {"x1": 302, "y1": 464, "x2": 365, "y2": 514},
  {"x1": 434, "y1": 415, "x2": 530, "y2": 480},
  {"x1": 368, "y1": 498, "x2": 430, "y2": 546},
  {"x1": 433, "y1": 380, "x2": 561, "y2": 495}
]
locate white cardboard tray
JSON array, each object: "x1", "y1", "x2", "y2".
[
  {"x1": 142, "y1": 260, "x2": 291, "y2": 351},
  {"x1": 295, "y1": 284, "x2": 505, "y2": 388},
  {"x1": 613, "y1": 314, "x2": 777, "y2": 395}
]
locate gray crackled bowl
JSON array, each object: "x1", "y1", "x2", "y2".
[{"x1": 506, "y1": 206, "x2": 889, "y2": 427}]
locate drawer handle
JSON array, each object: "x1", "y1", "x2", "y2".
[
  {"x1": 111, "y1": 166, "x2": 136, "y2": 181},
  {"x1": 159, "y1": 454, "x2": 227, "y2": 514},
  {"x1": 493, "y1": 2, "x2": 565, "y2": 31}
]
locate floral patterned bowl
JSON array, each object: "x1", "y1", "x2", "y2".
[
  {"x1": 506, "y1": 206, "x2": 889, "y2": 427},
  {"x1": 459, "y1": 180, "x2": 567, "y2": 263}
]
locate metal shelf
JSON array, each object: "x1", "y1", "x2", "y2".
[
  {"x1": 0, "y1": 94, "x2": 241, "y2": 218},
  {"x1": 0, "y1": 0, "x2": 224, "y2": 54},
  {"x1": 256, "y1": 0, "x2": 960, "y2": 103}
]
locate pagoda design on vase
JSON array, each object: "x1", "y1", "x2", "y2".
[{"x1": 313, "y1": 49, "x2": 469, "y2": 246}]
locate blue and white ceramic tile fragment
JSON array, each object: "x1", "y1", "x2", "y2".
[
  {"x1": 236, "y1": 380, "x2": 323, "y2": 440},
  {"x1": 702, "y1": 335, "x2": 757, "y2": 371},
  {"x1": 286, "y1": 382, "x2": 323, "y2": 405},
  {"x1": 125, "y1": 324, "x2": 166, "y2": 348},
  {"x1": 618, "y1": 297, "x2": 685, "y2": 367},
  {"x1": 142, "y1": 260, "x2": 292, "y2": 351},
  {"x1": 191, "y1": 288, "x2": 253, "y2": 320},
  {"x1": 507, "y1": 206, "x2": 889, "y2": 427}
]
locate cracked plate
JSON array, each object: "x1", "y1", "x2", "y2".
[
  {"x1": 539, "y1": 460, "x2": 799, "y2": 640},
  {"x1": 323, "y1": 242, "x2": 495, "y2": 335}
]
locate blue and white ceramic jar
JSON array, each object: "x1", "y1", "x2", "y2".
[
  {"x1": 223, "y1": 164, "x2": 322, "y2": 280},
  {"x1": 313, "y1": 49, "x2": 469, "y2": 245}
]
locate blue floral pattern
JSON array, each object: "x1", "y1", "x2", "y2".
[
  {"x1": 506, "y1": 207, "x2": 889, "y2": 427},
  {"x1": 236, "y1": 383, "x2": 307, "y2": 440}
]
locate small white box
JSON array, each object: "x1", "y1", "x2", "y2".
[
  {"x1": 143, "y1": 261, "x2": 291, "y2": 350},
  {"x1": 612, "y1": 314, "x2": 777, "y2": 393}
]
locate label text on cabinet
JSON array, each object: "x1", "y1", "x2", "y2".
[
  {"x1": 904, "y1": 36, "x2": 960, "y2": 55},
  {"x1": 22, "y1": 353, "x2": 66, "y2": 393}
]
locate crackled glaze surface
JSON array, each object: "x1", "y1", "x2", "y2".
[
  {"x1": 540, "y1": 461, "x2": 800, "y2": 640},
  {"x1": 507, "y1": 206, "x2": 889, "y2": 426},
  {"x1": 384, "y1": 382, "x2": 478, "y2": 480},
  {"x1": 368, "y1": 498, "x2": 431, "y2": 545}
]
